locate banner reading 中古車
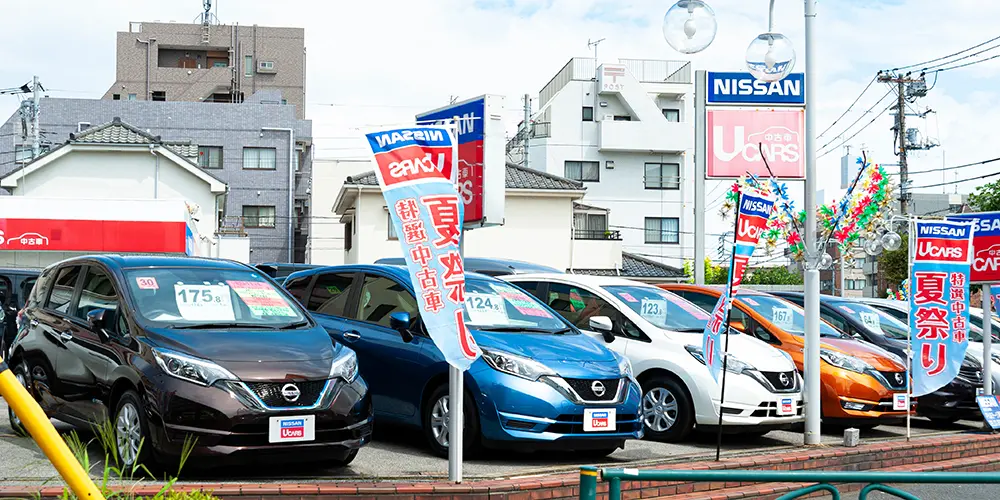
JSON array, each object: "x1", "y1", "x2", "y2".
[
  {"x1": 703, "y1": 187, "x2": 776, "y2": 383},
  {"x1": 363, "y1": 126, "x2": 481, "y2": 371},
  {"x1": 909, "y1": 219, "x2": 975, "y2": 397}
]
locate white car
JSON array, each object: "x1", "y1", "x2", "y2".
[
  {"x1": 859, "y1": 297, "x2": 1000, "y2": 394},
  {"x1": 502, "y1": 274, "x2": 804, "y2": 442}
]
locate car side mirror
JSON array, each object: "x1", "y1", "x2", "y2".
[
  {"x1": 390, "y1": 311, "x2": 415, "y2": 343},
  {"x1": 589, "y1": 316, "x2": 615, "y2": 343},
  {"x1": 86, "y1": 308, "x2": 111, "y2": 342}
]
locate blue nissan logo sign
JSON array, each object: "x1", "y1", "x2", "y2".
[{"x1": 707, "y1": 72, "x2": 805, "y2": 105}]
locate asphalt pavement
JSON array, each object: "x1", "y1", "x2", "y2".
[{"x1": 0, "y1": 397, "x2": 987, "y2": 486}]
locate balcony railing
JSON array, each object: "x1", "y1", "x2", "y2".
[
  {"x1": 216, "y1": 215, "x2": 248, "y2": 236},
  {"x1": 574, "y1": 229, "x2": 621, "y2": 241}
]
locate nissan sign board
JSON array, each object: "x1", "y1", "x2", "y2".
[
  {"x1": 947, "y1": 211, "x2": 1000, "y2": 283},
  {"x1": 706, "y1": 108, "x2": 805, "y2": 179},
  {"x1": 707, "y1": 72, "x2": 805, "y2": 105}
]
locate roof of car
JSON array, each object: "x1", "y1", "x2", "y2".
[
  {"x1": 503, "y1": 273, "x2": 658, "y2": 288},
  {"x1": 284, "y1": 263, "x2": 496, "y2": 284},
  {"x1": 61, "y1": 255, "x2": 253, "y2": 271}
]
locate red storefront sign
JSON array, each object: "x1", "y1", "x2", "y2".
[{"x1": 0, "y1": 219, "x2": 187, "y2": 253}]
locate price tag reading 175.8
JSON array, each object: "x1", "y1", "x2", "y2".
[{"x1": 174, "y1": 284, "x2": 235, "y2": 321}]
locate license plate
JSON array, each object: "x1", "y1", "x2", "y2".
[
  {"x1": 268, "y1": 415, "x2": 315, "y2": 443},
  {"x1": 583, "y1": 408, "x2": 616, "y2": 432},
  {"x1": 777, "y1": 397, "x2": 795, "y2": 416},
  {"x1": 893, "y1": 393, "x2": 909, "y2": 410}
]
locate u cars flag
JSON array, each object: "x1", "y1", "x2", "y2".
[
  {"x1": 363, "y1": 126, "x2": 481, "y2": 371},
  {"x1": 909, "y1": 219, "x2": 975, "y2": 397},
  {"x1": 703, "y1": 187, "x2": 776, "y2": 384}
]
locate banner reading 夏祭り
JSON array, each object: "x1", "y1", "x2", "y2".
[
  {"x1": 909, "y1": 219, "x2": 975, "y2": 397},
  {"x1": 363, "y1": 126, "x2": 480, "y2": 371}
]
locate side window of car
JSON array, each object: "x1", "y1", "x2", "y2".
[
  {"x1": 74, "y1": 267, "x2": 125, "y2": 336},
  {"x1": 727, "y1": 307, "x2": 751, "y2": 331},
  {"x1": 284, "y1": 276, "x2": 312, "y2": 306},
  {"x1": 307, "y1": 273, "x2": 356, "y2": 318},
  {"x1": 46, "y1": 266, "x2": 82, "y2": 314},
  {"x1": 545, "y1": 283, "x2": 619, "y2": 332},
  {"x1": 510, "y1": 281, "x2": 544, "y2": 301},
  {"x1": 357, "y1": 274, "x2": 418, "y2": 329},
  {"x1": 19, "y1": 277, "x2": 37, "y2": 309},
  {"x1": 820, "y1": 308, "x2": 849, "y2": 333},
  {"x1": 680, "y1": 291, "x2": 720, "y2": 313},
  {"x1": 876, "y1": 305, "x2": 907, "y2": 323}
]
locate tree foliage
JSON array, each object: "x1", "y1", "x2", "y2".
[
  {"x1": 682, "y1": 258, "x2": 729, "y2": 284},
  {"x1": 744, "y1": 265, "x2": 804, "y2": 285},
  {"x1": 878, "y1": 232, "x2": 909, "y2": 290},
  {"x1": 969, "y1": 178, "x2": 1000, "y2": 212}
]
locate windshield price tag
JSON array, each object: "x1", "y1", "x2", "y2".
[
  {"x1": 639, "y1": 298, "x2": 667, "y2": 325},
  {"x1": 490, "y1": 284, "x2": 554, "y2": 318},
  {"x1": 772, "y1": 308, "x2": 794, "y2": 327},
  {"x1": 174, "y1": 284, "x2": 235, "y2": 321},
  {"x1": 742, "y1": 297, "x2": 760, "y2": 306},
  {"x1": 464, "y1": 293, "x2": 508, "y2": 325},
  {"x1": 860, "y1": 312, "x2": 882, "y2": 332},
  {"x1": 227, "y1": 280, "x2": 297, "y2": 317}
]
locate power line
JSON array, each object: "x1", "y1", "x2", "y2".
[
  {"x1": 889, "y1": 156, "x2": 1000, "y2": 176},
  {"x1": 889, "y1": 34, "x2": 1000, "y2": 72},
  {"x1": 916, "y1": 40, "x2": 1000, "y2": 72},
  {"x1": 816, "y1": 101, "x2": 895, "y2": 159},
  {"x1": 926, "y1": 52, "x2": 1000, "y2": 74},
  {"x1": 817, "y1": 75, "x2": 877, "y2": 139},
  {"x1": 816, "y1": 87, "x2": 895, "y2": 154},
  {"x1": 909, "y1": 169, "x2": 1000, "y2": 190}
]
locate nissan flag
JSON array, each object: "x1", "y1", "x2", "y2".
[
  {"x1": 702, "y1": 187, "x2": 777, "y2": 383},
  {"x1": 363, "y1": 126, "x2": 481, "y2": 371},
  {"x1": 909, "y1": 219, "x2": 975, "y2": 397}
]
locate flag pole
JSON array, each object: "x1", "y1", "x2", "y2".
[
  {"x1": 906, "y1": 216, "x2": 915, "y2": 442},
  {"x1": 448, "y1": 120, "x2": 464, "y2": 483},
  {"x1": 715, "y1": 191, "x2": 742, "y2": 462}
]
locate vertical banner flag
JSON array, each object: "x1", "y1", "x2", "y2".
[
  {"x1": 990, "y1": 284, "x2": 1000, "y2": 316},
  {"x1": 909, "y1": 219, "x2": 975, "y2": 397},
  {"x1": 363, "y1": 126, "x2": 481, "y2": 371},
  {"x1": 703, "y1": 187, "x2": 777, "y2": 383}
]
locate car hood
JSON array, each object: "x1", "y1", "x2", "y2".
[
  {"x1": 670, "y1": 331, "x2": 794, "y2": 372},
  {"x1": 822, "y1": 337, "x2": 904, "y2": 370},
  {"x1": 145, "y1": 326, "x2": 336, "y2": 382},
  {"x1": 473, "y1": 330, "x2": 622, "y2": 379}
]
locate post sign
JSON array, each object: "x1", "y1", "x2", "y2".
[
  {"x1": 947, "y1": 212, "x2": 1000, "y2": 284},
  {"x1": 707, "y1": 108, "x2": 805, "y2": 179},
  {"x1": 978, "y1": 395, "x2": 1000, "y2": 430},
  {"x1": 417, "y1": 95, "x2": 506, "y2": 229},
  {"x1": 707, "y1": 72, "x2": 805, "y2": 105},
  {"x1": 598, "y1": 64, "x2": 627, "y2": 93}
]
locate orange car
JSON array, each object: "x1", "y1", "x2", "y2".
[{"x1": 659, "y1": 284, "x2": 911, "y2": 427}]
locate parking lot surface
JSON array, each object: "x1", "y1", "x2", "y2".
[{"x1": 0, "y1": 398, "x2": 987, "y2": 486}]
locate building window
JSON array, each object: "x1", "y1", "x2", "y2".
[
  {"x1": 662, "y1": 109, "x2": 680, "y2": 122},
  {"x1": 582, "y1": 106, "x2": 594, "y2": 122},
  {"x1": 198, "y1": 146, "x2": 223, "y2": 169},
  {"x1": 387, "y1": 216, "x2": 398, "y2": 240},
  {"x1": 281, "y1": 99, "x2": 287, "y2": 105},
  {"x1": 644, "y1": 162, "x2": 681, "y2": 190},
  {"x1": 344, "y1": 221, "x2": 353, "y2": 251},
  {"x1": 14, "y1": 145, "x2": 32, "y2": 164},
  {"x1": 645, "y1": 217, "x2": 680, "y2": 244},
  {"x1": 244, "y1": 55, "x2": 253, "y2": 77},
  {"x1": 112, "y1": 94, "x2": 121, "y2": 100},
  {"x1": 242, "y1": 147, "x2": 277, "y2": 170},
  {"x1": 151, "y1": 91, "x2": 165, "y2": 101},
  {"x1": 564, "y1": 160, "x2": 599, "y2": 182},
  {"x1": 127, "y1": 93, "x2": 137, "y2": 100},
  {"x1": 613, "y1": 115, "x2": 632, "y2": 121},
  {"x1": 573, "y1": 213, "x2": 617, "y2": 240},
  {"x1": 242, "y1": 205, "x2": 276, "y2": 228}
]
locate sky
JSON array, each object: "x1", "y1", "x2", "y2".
[{"x1": 1, "y1": 0, "x2": 998, "y2": 260}]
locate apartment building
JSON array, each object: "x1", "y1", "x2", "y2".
[
  {"x1": 509, "y1": 57, "x2": 694, "y2": 271},
  {"x1": 0, "y1": 95, "x2": 312, "y2": 263},
  {"x1": 103, "y1": 21, "x2": 306, "y2": 119}
]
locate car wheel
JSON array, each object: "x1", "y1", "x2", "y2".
[
  {"x1": 422, "y1": 384, "x2": 480, "y2": 458},
  {"x1": 114, "y1": 390, "x2": 152, "y2": 469},
  {"x1": 640, "y1": 376, "x2": 693, "y2": 442},
  {"x1": 7, "y1": 363, "x2": 31, "y2": 437}
]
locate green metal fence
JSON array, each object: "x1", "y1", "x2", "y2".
[{"x1": 579, "y1": 467, "x2": 1000, "y2": 500}]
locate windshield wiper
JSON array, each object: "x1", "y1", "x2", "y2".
[
  {"x1": 672, "y1": 328, "x2": 705, "y2": 333},
  {"x1": 278, "y1": 321, "x2": 310, "y2": 330},
  {"x1": 168, "y1": 322, "x2": 276, "y2": 330},
  {"x1": 477, "y1": 326, "x2": 571, "y2": 334}
]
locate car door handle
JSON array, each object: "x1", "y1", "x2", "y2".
[
  {"x1": 343, "y1": 330, "x2": 361, "y2": 342},
  {"x1": 59, "y1": 331, "x2": 74, "y2": 342}
]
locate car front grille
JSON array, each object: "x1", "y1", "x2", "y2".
[
  {"x1": 563, "y1": 378, "x2": 622, "y2": 402},
  {"x1": 958, "y1": 365, "x2": 984, "y2": 385},
  {"x1": 759, "y1": 371, "x2": 799, "y2": 393},
  {"x1": 243, "y1": 380, "x2": 327, "y2": 408},
  {"x1": 878, "y1": 371, "x2": 908, "y2": 391}
]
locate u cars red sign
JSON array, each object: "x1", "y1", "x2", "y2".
[{"x1": 948, "y1": 212, "x2": 1000, "y2": 283}]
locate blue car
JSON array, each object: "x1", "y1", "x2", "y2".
[{"x1": 283, "y1": 264, "x2": 642, "y2": 457}]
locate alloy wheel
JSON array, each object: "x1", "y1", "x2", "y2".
[
  {"x1": 10, "y1": 371, "x2": 26, "y2": 428},
  {"x1": 115, "y1": 403, "x2": 142, "y2": 466},
  {"x1": 642, "y1": 387, "x2": 679, "y2": 432},
  {"x1": 430, "y1": 395, "x2": 450, "y2": 447}
]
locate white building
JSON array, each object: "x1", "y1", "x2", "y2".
[
  {"x1": 307, "y1": 158, "x2": 377, "y2": 265},
  {"x1": 0, "y1": 118, "x2": 249, "y2": 268},
  {"x1": 509, "y1": 57, "x2": 694, "y2": 271}
]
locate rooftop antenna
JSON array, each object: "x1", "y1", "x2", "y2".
[
  {"x1": 587, "y1": 38, "x2": 605, "y2": 62},
  {"x1": 197, "y1": 0, "x2": 219, "y2": 25}
]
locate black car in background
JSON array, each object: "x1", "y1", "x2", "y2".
[
  {"x1": 0, "y1": 268, "x2": 40, "y2": 358},
  {"x1": 7, "y1": 255, "x2": 371, "y2": 469},
  {"x1": 773, "y1": 291, "x2": 984, "y2": 424}
]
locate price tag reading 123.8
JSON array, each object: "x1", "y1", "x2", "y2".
[
  {"x1": 640, "y1": 298, "x2": 667, "y2": 325},
  {"x1": 174, "y1": 284, "x2": 235, "y2": 321}
]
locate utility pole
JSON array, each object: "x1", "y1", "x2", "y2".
[
  {"x1": 31, "y1": 75, "x2": 41, "y2": 158},
  {"x1": 522, "y1": 94, "x2": 531, "y2": 170},
  {"x1": 895, "y1": 79, "x2": 907, "y2": 214}
]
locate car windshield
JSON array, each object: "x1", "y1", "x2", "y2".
[
  {"x1": 603, "y1": 285, "x2": 717, "y2": 333},
  {"x1": 124, "y1": 268, "x2": 307, "y2": 328},
  {"x1": 463, "y1": 279, "x2": 572, "y2": 333},
  {"x1": 737, "y1": 293, "x2": 843, "y2": 337},
  {"x1": 831, "y1": 301, "x2": 909, "y2": 340}
]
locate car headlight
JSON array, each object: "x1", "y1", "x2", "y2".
[
  {"x1": 991, "y1": 352, "x2": 1000, "y2": 365},
  {"x1": 820, "y1": 348, "x2": 872, "y2": 374},
  {"x1": 684, "y1": 345, "x2": 755, "y2": 374},
  {"x1": 151, "y1": 348, "x2": 237, "y2": 387},
  {"x1": 617, "y1": 355, "x2": 633, "y2": 378},
  {"x1": 330, "y1": 348, "x2": 359, "y2": 382},
  {"x1": 481, "y1": 349, "x2": 556, "y2": 381}
]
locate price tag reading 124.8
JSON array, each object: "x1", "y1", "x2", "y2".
[{"x1": 174, "y1": 284, "x2": 235, "y2": 321}]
